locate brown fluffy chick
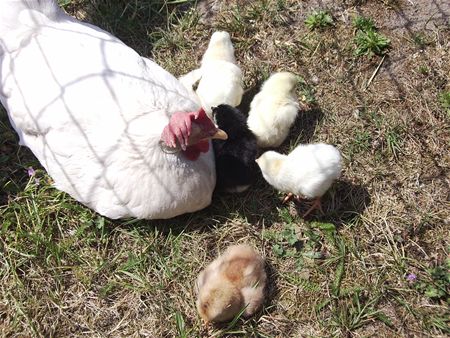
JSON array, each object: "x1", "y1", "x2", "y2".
[{"x1": 196, "y1": 244, "x2": 267, "y2": 324}]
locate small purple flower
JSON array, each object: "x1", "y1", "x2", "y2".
[
  {"x1": 27, "y1": 167, "x2": 35, "y2": 177},
  {"x1": 406, "y1": 273, "x2": 417, "y2": 282}
]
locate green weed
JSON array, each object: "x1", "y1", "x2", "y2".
[
  {"x1": 416, "y1": 259, "x2": 450, "y2": 302},
  {"x1": 305, "y1": 10, "x2": 334, "y2": 30},
  {"x1": 353, "y1": 15, "x2": 390, "y2": 56},
  {"x1": 354, "y1": 29, "x2": 391, "y2": 56},
  {"x1": 353, "y1": 16, "x2": 376, "y2": 32},
  {"x1": 418, "y1": 65, "x2": 429, "y2": 75},
  {"x1": 298, "y1": 77, "x2": 317, "y2": 105},
  {"x1": 348, "y1": 130, "x2": 372, "y2": 158},
  {"x1": 57, "y1": 0, "x2": 72, "y2": 7},
  {"x1": 412, "y1": 32, "x2": 430, "y2": 49},
  {"x1": 439, "y1": 91, "x2": 450, "y2": 117}
]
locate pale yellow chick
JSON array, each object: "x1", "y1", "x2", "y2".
[
  {"x1": 247, "y1": 72, "x2": 300, "y2": 148},
  {"x1": 196, "y1": 244, "x2": 266, "y2": 324},
  {"x1": 256, "y1": 143, "x2": 342, "y2": 217},
  {"x1": 196, "y1": 31, "x2": 244, "y2": 116}
]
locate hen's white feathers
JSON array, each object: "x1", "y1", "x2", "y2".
[
  {"x1": 0, "y1": 0, "x2": 65, "y2": 53},
  {"x1": 247, "y1": 72, "x2": 299, "y2": 148},
  {"x1": 256, "y1": 143, "x2": 342, "y2": 199},
  {"x1": 0, "y1": 0, "x2": 215, "y2": 219},
  {"x1": 192, "y1": 31, "x2": 244, "y2": 115}
]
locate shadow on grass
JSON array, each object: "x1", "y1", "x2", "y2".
[
  {"x1": 263, "y1": 258, "x2": 280, "y2": 313},
  {"x1": 119, "y1": 176, "x2": 283, "y2": 236},
  {"x1": 302, "y1": 179, "x2": 371, "y2": 227},
  {"x1": 237, "y1": 85, "x2": 262, "y2": 116},
  {"x1": 62, "y1": 0, "x2": 197, "y2": 56},
  {"x1": 290, "y1": 107, "x2": 325, "y2": 145},
  {"x1": 122, "y1": 176, "x2": 371, "y2": 240},
  {"x1": 0, "y1": 109, "x2": 40, "y2": 205}
]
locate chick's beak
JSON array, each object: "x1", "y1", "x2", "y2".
[{"x1": 211, "y1": 128, "x2": 228, "y2": 140}]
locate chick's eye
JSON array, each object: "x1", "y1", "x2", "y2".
[{"x1": 202, "y1": 303, "x2": 208, "y2": 309}]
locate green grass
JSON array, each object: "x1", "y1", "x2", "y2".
[
  {"x1": 440, "y1": 91, "x2": 450, "y2": 117},
  {"x1": 1, "y1": 0, "x2": 450, "y2": 337}
]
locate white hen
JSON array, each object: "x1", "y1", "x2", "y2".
[
  {"x1": 247, "y1": 72, "x2": 299, "y2": 148},
  {"x1": 182, "y1": 31, "x2": 243, "y2": 116},
  {"x1": 256, "y1": 143, "x2": 342, "y2": 217},
  {"x1": 0, "y1": 0, "x2": 227, "y2": 219}
]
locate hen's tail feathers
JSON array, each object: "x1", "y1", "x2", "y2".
[{"x1": 0, "y1": 0, "x2": 65, "y2": 52}]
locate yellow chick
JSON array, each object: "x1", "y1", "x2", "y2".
[
  {"x1": 179, "y1": 31, "x2": 243, "y2": 117},
  {"x1": 196, "y1": 244, "x2": 267, "y2": 324},
  {"x1": 196, "y1": 31, "x2": 244, "y2": 116},
  {"x1": 247, "y1": 72, "x2": 300, "y2": 148},
  {"x1": 256, "y1": 143, "x2": 342, "y2": 217}
]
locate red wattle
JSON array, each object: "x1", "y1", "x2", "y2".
[{"x1": 183, "y1": 140, "x2": 210, "y2": 161}]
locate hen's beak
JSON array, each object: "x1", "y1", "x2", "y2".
[{"x1": 211, "y1": 129, "x2": 228, "y2": 140}]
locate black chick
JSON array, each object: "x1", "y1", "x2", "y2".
[{"x1": 212, "y1": 104, "x2": 258, "y2": 193}]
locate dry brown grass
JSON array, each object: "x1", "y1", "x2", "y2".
[{"x1": 1, "y1": 0, "x2": 449, "y2": 337}]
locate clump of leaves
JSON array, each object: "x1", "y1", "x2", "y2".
[
  {"x1": 418, "y1": 65, "x2": 429, "y2": 75},
  {"x1": 348, "y1": 130, "x2": 372, "y2": 159},
  {"x1": 355, "y1": 30, "x2": 390, "y2": 56},
  {"x1": 353, "y1": 15, "x2": 390, "y2": 56},
  {"x1": 271, "y1": 223, "x2": 301, "y2": 259},
  {"x1": 298, "y1": 77, "x2": 317, "y2": 105},
  {"x1": 265, "y1": 209, "x2": 338, "y2": 269},
  {"x1": 412, "y1": 33, "x2": 430, "y2": 49},
  {"x1": 353, "y1": 16, "x2": 376, "y2": 31},
  {"x1": 305, "y1": 10, "x2": 333, "y2": 30},
  {"x1": 439, "y1": 91, "x2": 450, "y2": 117},
  {"x1": 415, "y1": 259, "x2": 450, "y2": 302}
]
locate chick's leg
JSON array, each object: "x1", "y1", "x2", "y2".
[
  {"x1": 282, "y1": 193, "x2": 294, "y2": 204},
  {"x1": 302, "y1": 198, "x2": 323, "y2": 218}
]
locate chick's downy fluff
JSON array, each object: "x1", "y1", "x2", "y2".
[
  {"x1": 196, "y1": 245, "x2": 266, "y2": 323},
  {"x1": 256, "y1": 143, "x2": 342, "y2": 206},
  {"x1": 189, "y1": 31, "x2": 244, "y2": 115},
  {"x1": 247, "y1": 72, "x2": 300, "y2": 148},
  {"x1": 212, "y1": 104, "x2": 258, "y2": 193}
]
